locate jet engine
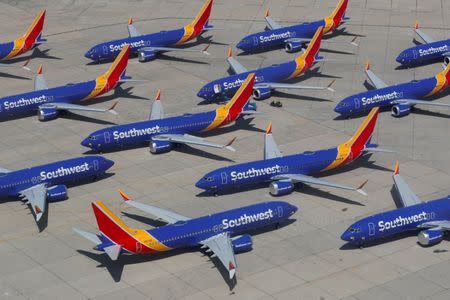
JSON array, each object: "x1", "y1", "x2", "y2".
[
  {"x1": 231, "y1": 234, "x2": 253, "y2": 253},
  {"x1": 138, "y1": 49, "x2": 156, "y2": 62},
  {"x1": 269, "y1": 180, "x2": 294, "y2": 196},
  {"x1": 418, "y1": 229, "x2": 444, "y2": 246},
  {"x1": 149, "y1": 140, "x2": 173, "y2": 154},
  {"x1": 253, "y1": 87, "x2": 271, "y2": 100},
  {"x1": 37, "y1": 107, "x2": 59, "y2": 121},
  {"x1": 391, "y1": 103, "x2": 411, "y2": 117},
  {"x1": 47, "y1": 185, "x2": 68, "y2": 202},
  {"x1": 285, "y1": 41, "x2": 303, "y2": 53}
]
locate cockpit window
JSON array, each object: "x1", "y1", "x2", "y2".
[
  {"x1": 203, "y1": 177, "x2": 214, "y2": 182},
  {"x1": 349, "y1": 228, "x2": 361, "y2": 233},
  {"x1": 89, "y1": 136, "x2": 97, "y2": 140}
]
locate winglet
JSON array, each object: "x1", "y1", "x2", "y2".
[
  {"x1": 227, "y1": 47, "x2": 232, "y2": 58},
  {"x1": 202, "y1": 42, "x2": 211, "y2": 55},
  {"x1": 229, "y1": 261, "x2": 236, "y2": 279},
  {"x1": 37, "y1": 64, "x2": 43, "y2": 75},
  {"x1": 266, "y1": 122, "x2": 272, "y2": 134},
  {"x1": 128, "y1": 17, "x2": 133, "y2": 25},
  {"x1": 414, "y1": 21, "x2": 419, "y2": 30},
  {"x1": 265, "y1": 8, "x2": 270, "y2": 17},
  {"x1": 350, "y1": 36, "x2": 359, "y2": 47},
  {"x1": 108, "y1": 101, "x2": 119, "y2": 115},
  {"x1": 118, "y1": 189, "x2": 131, "y2": 201},
  {"x1": 327, "y1": 80, "x2": 336, "y2": 92},
  {"x1": 155, "y1": 89, "x2": 161, "y2": 101},
  {"x1": 22, "y1": 58, "x2": 31, "y2": 71},
  {"x1": 356, "y1": 179, "x2": 368, "y2": 196},
  {"x1": 394, "y1": 161, "x2": 399, "y2": 175},
  {"x1": 225, "y1": 137, "x2": 237, "y2": 152},
  {"x1": 365, "y1": 61, "x2": 371, "y2": 71}
]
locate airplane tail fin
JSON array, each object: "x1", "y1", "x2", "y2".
[
  {"x1": 325, "y1": 0, "x2": 349, "y2": 32},
  {"x1": 436, "y1": 62, "x2": 450, "y2": 83},
  {"x1": 343, "y1": 107, "x2": 380, "y2": 159},
  {"x1": 183, "y1": 0, "x2": 213, "y2": 41},
  {"x1": 97, "y1": 45, "x2": 131, "y2": 90},
  {"x1": 223, "y1": 73, "x2": 256, "y2": 122},
  {"x1": 22, "y1": 10, "x2": 46, "y2": 49},
  {"x1": 299, "y1": 26, "x2": 324, "y2": 65}
]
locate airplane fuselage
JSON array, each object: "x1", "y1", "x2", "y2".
[
  {"x1": 341, "y1": 197, "x2": 450, "y2": 245},
  {"x1": 96, "y1": 201, "x2": 297, "y2": 255},
  {"x1": 334, "y1": 76, "x2": 445, "y2": 116},
  {"x1": 396, "y1": 40, "x2": 450, "y2": 66},
  {"x1": 0, "y1": 156, "x2": 113, "y2": 197}
]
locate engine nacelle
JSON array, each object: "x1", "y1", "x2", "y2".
[
  {"x1": 418, "y1": 229, "x2": 444, "y2": 246},
  {"x1": 269, "y1": 180, "x2": 294, "y2": 196},
  {"x1": 37, "y1": 107, "x2": 59, "y2": 121},
  {"x1": 285, "y1": 41, "x2": 303, "y2": 53},
  {"x1": 444, "y1": 56, "x2": 450, "y2": 66},
  {"x1": 138, "y1": 49, "x2": 156, "y2": 62},
  {"x1": 46, "y1": 185, "x2": 68, "y2": 202},
  {"x1": 243, "y1": 101, "x2": 257, "y2": 112},
  {"x1": 391, "y1": 103, "x2": 411, "y2": 117},
  {"x1": 149, "y1": 140, "x2": 173, "y2": 154},
  {"x1": 231, "y1": 234, "x2": 253, "y2": 253},
  {"x1": 253, "y1": 87, "x2": 271, "y2": 100}
]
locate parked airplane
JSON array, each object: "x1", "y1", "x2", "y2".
[
  {"x1": 0, "y1": 156, "x2": 114, "y2": 222},
  {"x1": 197, "y1": 27, "x2": 334, "y2": 102},
  {"x1": 74, "y1": 190, "x2": 297, "y2": 282},
  {"x1": 0, "y1": 10, "x2": 46, "y2": 64},
  {"x1": 396, "y1": 22, "x2": 450, "y2": 67},
  {"x1": 0, "y1": 45, "x2": 135, "y2": 121},
  {"x1": 195, "y1": 107, "x2": 385, "y2": 196},
  {"x1": 334, "y1": 62, "x2": 450, "y2": 117},
  {"x1": 341, "y1": 161, "x2": 450, "y2": 247},
  {"x1": 81, "y1": 73, "x2": 256, "y2": 154},
  {"x1": 235, "y1": 0, "x2": 353, "y2": 53},
  {"x1": 84, "y1": 0, "x2": 213, "y2": 63}
]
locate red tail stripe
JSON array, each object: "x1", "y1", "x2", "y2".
[
  {"x1": 304, "y1": 27, "x2": 323, "y2": 66},
  {"x1": 332, "y1": 0, "x2": 348, "y2": 27},
  {"x1": 24, "y1": 10, "x2": 46, "y2": 49},
  {"x1": 192, "y1": 0, "x2": 213, "y2": 35},
  {"x1": 227, "y1": 74, "x2": 255, "y2": 121}
]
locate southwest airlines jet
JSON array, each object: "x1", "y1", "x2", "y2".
[
  {"x1": 342, "y1": 162, "x2": 450, "y2": 247},
  {"x1": 85, "y1": 0, "x2": 213, "y2": 63},
  {"x1": 0, "y1": 156, "x2": 113, "y2": 224},
  {"x1": 81, "y1": 73, "x2": 256, "y2": 154},
  {"x1": 334, "y1": 63, "x2": 450, "y2": 117},
  {"x1": 396, "y1": 22, "x2": 450, "y2": 67},
  {"x1": 0, "y1": 10, "x2": 46, "y2": 65},
  {"x1": 236, "y1": 0, "x2": 353, "y2": 53},
  {"x1": 196, "y1": 107, "x2": 386, "y2": 196},
  {"x1": 74, "y1": 190, "x2": 297, "y2": 284},
  {"x1": 197, "y1": 27, "x2": 334, "y2": 102},
  {"x1": 0, "y1": 45, "x2": 134, "y2": 121}
]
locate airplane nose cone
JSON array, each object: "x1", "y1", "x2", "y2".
[
  {"x1": 104, "y1": 158, "x2": 115, "y2": 170},
  {"x1": 81, "y1": 137, "x2": 91, "y2": 148},
  {"x1": 236, "y1": 41, "x2": 244, "y2": 50},
  {"x1": 84, "y1": 50, "x2": 92, "y2": 59},
  {"x1": 195, "y1": 179, "x2": 205, "y2": 189},
  {"x1": 334, "y1": 104, "x2": 343, "y2": 114},
  {"x1": 340, "y1": 231, "x2": 352, "y2": 242},
  {"x1": 395, "y1": 54, "x2": 402, "y2": 64},
  {"x1": 290, "y1": 204, "x2": 298, "y2": 214}
]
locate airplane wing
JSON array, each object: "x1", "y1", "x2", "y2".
[
  {"x1": 152, "y1": 134, "x2": 236, "y2": 152},
  {"x1": 264, "y1": 9, "x2": 282, "y2": 30},
  {"x1": 414, "y1": 23, "x2": 435, "y2": 44},
  {"x1": 119, "y1": 190, "x2": 190, "y2": 224},
  {"x1": 0, "y1": 167, "x2": 11, "y2": 174},
  {"x1": 418, "y1": 220, "x2": 450, "y2": 230},
  {"x1": 200, "y1": 232, "x2": 237, "y2": 279},
  {"x1": 264, "y1": 122, "x2": 282, "y2": 160},
  {"x1": 18, "y1": 183, "x2": 47, "y2": 221},
  {"x1": 392, "y1": 99, "x2": 450, "y2": 109},
  {"x1": 34, "y1": 65, "x2": 48, "y2": 91},
  {"x1": 272, "y1": 173, "x2": 367, "y2": 196},
  {"x1": 149, "y1": 90, "x2": 164, "y2": 120},
  {"x1": 40, "y1": 102, "x2": 118, "y2": 115},
  {"x1": 226, "y1": 48, "x2": 248, "y2": 74},
  {"x1": 364, "y1": 63, "x2": 388, "y2": 89},
  {"x1": 392, "y1": 161, "x2": 422, "y2": 207},
  {"x1": 138, "y1": 44, "x2": 210, "y2": 55},
  {"x1": 255, "y1": 82, "x2": 335, "y2": 92},
  {"x1": 127, "y1": 17, "x2": 141, "y2": 37}
]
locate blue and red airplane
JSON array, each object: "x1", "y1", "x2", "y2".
[
  {"x1": 0, "y1": 10, "x2": 46, "y2": 65},
  {"x1": 81, "y1": 73, "x2": 257, "y2": 154},
  {"x1": 235, "y1": 0, "x2": 354, "y2": 53},
  {"x1": 197, "y1": 27, "x2": 334, "y2": 102},
  {"x1": 85, "y1": 0, "x2": 213, "y2": 63},
  {"x1": 74, "y1": 190, "x2": 297, "y2": 282},
  {"x1": 195, "y1": 107, "x2": 386, "y2": 197},
  {"x1": 334, "y1": 62, "x2": 450, "y2": 117},
  {"x1": 341, "y1": 161, "x2": 450, "y2": 247},
  {"x1": 396, "y1": 22, "x2": 450, "y2": 67},
  {"x1": 0, "y1": 155, "x2": 113, "y2": 224},
  {"x1": 0, "y1": 45, "x2": 136, "y2": 121}
]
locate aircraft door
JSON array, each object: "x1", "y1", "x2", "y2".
[
  {"x1": 368, "y1": 222, "x2": 375, "y2": 236},
  {"x1": 354, "y1": 98, "x2": 361, "y2": 110},
  {"x1": 93, "y1": 159, "x2": 99, "y2": 171},
  {"x1": 253, "y1": 36, "x2": 258, "y2": 46},
  {"x1": 104, "y1": 132, "x2": 111, "y2": 144},
  {"x1": 213, "y1": 84, "x2": 222, "y2": 94},
  {"x1": 277, "y1": 206, "x2": 283, "y2": 217},
  {"x1": 221, "y1": 172, "x2": 228, "y2": 184},
  {"x1": 103, "y1": 46, "x2": 108, "y2": 55},
  {"x1": 413, "y1": 50, "x2": 418, "y2": 59}
]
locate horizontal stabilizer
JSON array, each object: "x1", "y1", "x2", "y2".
[
  {"x1": 104, "y1": 244, "x2": 122, "y2": 260},
  {"x1": 73, "y1": 228, "x2": 102, "y2": 245}
]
